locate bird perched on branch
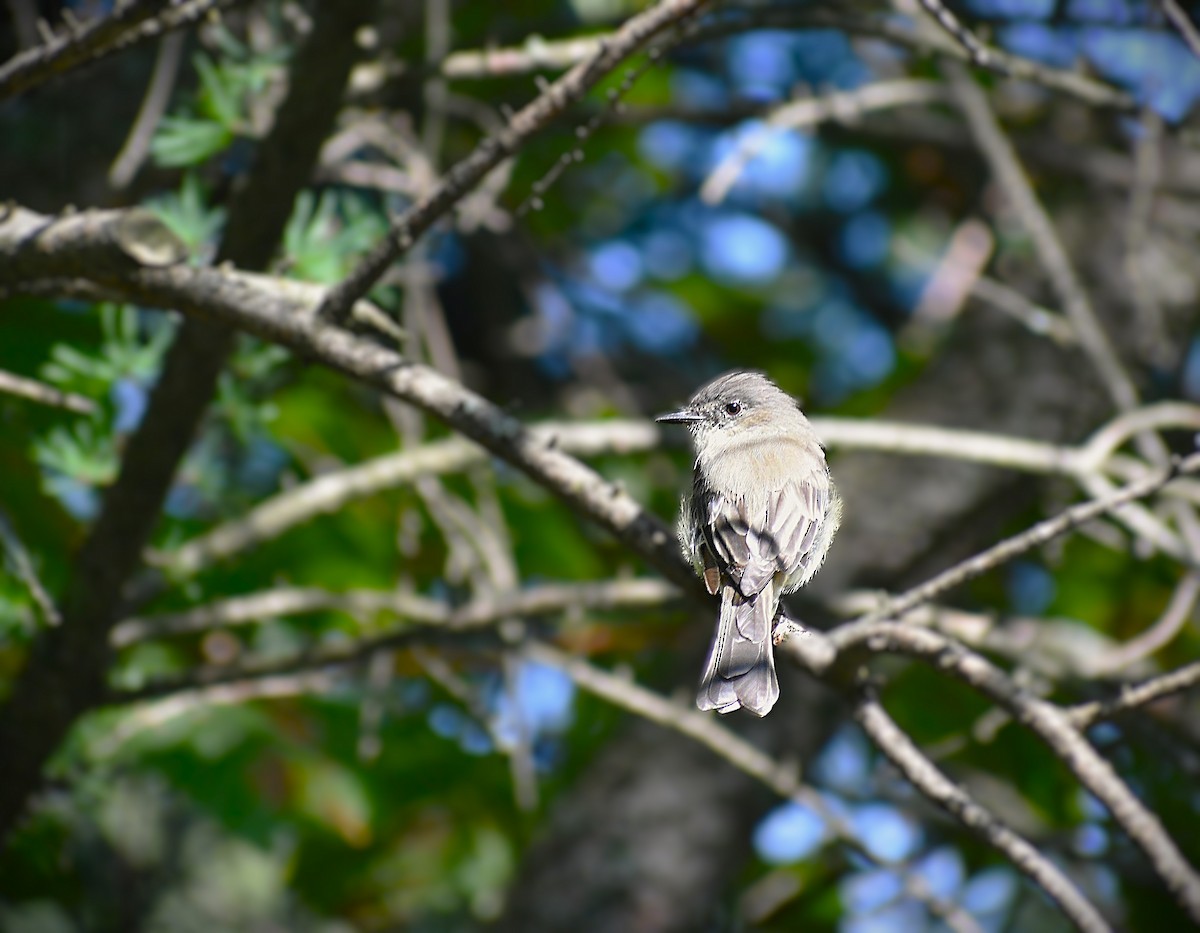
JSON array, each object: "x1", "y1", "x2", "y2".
[{"x1": 657, "y1": 371, "x2": 841, "y2": 717}]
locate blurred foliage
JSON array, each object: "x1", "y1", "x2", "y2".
[{"x1": 2, "y1": 0, "x2": 1200, "y2": 930}]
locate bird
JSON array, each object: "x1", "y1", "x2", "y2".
[{"x1": 657, "y1": 371, "x2": 841, "y2": 717}]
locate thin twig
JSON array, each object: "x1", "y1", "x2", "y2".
[
  {"x1": 145, "y1": 400, "x2": 1199, "y2": 579},
  {"x1": 1084, "y1": 571, "x2": 1200, "y2": 676},
  {"x1": 967, "y1": 276, "x2": 1076, "y2": 346},
  {"x1": 913, "y1": 0, "x2": 997, "y2": 68},
  {"x1": 0, "y1": 367, "x2": 97, "y2": 414},
  {"x1": 91, "y1": 669, "x2": 343, "y2": 757},
  {"x1": 0, "y1": 0, "x2": 240, "y2": 101},
  {"x1": 1067, "y1": 661, "x2": 1200, "y2": 727},
  {"x1": 415, "y1": 7, "x2": 1134, "y2": 110},
  {"x1": 111, "y1": 578, "x2": 680, "y2": 646},
  {"x1": 831, "y1": 452, "x2": 1200, "y2": 639},
  {"x1": 1076, "y1": 470, "x2": 1187, "y2": 560},
  {"x1": 0, "y1": 507, "x2": 61, "y2": 628},
  {"x1": 150, "y1": 419, "x2": 661, "y2": 577},
  {"x1": 702, "y1": 80, "x2": 948, "y2": 205},
  {"x1": 108, "y1": 29, "x2": 184, "y2": 189}
]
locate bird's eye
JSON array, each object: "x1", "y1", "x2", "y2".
[{"x1": 724, "y1": 401, "x2": 742, "y2": 416}]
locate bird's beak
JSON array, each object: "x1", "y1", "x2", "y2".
[{"x1": 655, "y1": 406, "x2": 704, "y2": 424}]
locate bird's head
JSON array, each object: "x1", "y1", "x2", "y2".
[{"x1": 655, "y1": 370, "x2": 803, "y2": 447}]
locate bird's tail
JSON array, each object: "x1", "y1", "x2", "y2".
[{"x1": 696, "y1": 581, "x2": 780, "y2": 717}]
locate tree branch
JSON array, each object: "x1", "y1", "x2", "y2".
[
  {"x1": 151, "y1": 419, "x2": 661, "y2": 577},
  {"x1": 415, "y1": 6, "x2": 1134, "y2": 110},
  {"x1": 316, "y1": 0, "x2": 714, "y2": 324},
  {"x1": 0, "y1": 366, "x2": 96, "y2": 414},
  {"x1": 1160, "y1": 0, "x2": 1200, "y2": 60},
  {"x1": 1084, "y1": 570, "x2": 1200, "y2": 675},
  {"x1": 701, "y1": 80, "x2": 950, "y2": 205},
  {"x1": 0, "y1": 0, "x2": 240, "y2": 101},
  {"x1": 821, "y1": 451, "x2": 1200, "y2": 647},
  {"x1": 1067, "y1": 661, "x2": 1200, "y2": 728},
  {"x1": 783, "y1": 622, "x2": 1200, "y2": 922},
  {"x1": 854, "y1": 683, "x2": 1111, "y2": 933},
  {"x1": 3, "y1": 251, "x2": 697, "y2": 591},
  {"x1": 111, "y1": 578, "x2": 680, "y2": 647}
]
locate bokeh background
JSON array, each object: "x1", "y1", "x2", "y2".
[{"x1": 4, "y1": 0, "x2": 1200, "y2": 930}]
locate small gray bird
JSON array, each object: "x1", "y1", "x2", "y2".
[{"x1": 657, "y1": 371, "x2": 841, "y2": 717}]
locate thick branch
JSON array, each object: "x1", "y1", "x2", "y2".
[{"x1": 6, "y1": 256, "x2": 696, "y2": 590}]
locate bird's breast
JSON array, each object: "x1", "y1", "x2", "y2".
[{"x1": 701, "y1": 435, "x2": 826, "y2": 507}]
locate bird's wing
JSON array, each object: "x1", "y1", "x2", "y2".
[{"x1": 702, "y1": 476, "x2": 830, "y2": 598}]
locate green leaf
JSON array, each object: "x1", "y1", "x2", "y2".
[
  {"x1": 194, "y1": 52, "x2": 243, "y2": 129},
  {"x1": 151, "y1": 116, "x2": 234, "y2": 168}
]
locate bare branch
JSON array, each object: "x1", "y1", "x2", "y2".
[
  {"x1": 783, "y1": 623, "x2": 1200, "y2": 921},
  {"x1": 0, "y1": 0, "x2": 241, "y2": 101},
  {"x1": 8, "y1": 274, "x2": 697, "y2": 593},
  {"x1": 108, "y1": 30, "x2": 185, "y2": 190},
  {"x1": 913, "y1": 0, "x2": 997, "y2": 68},
  {"x1": 111, "y1": 578, "x2": 680, "y2": 647},
  {"x1": 821, "y1": 451, "x2": 1200, "y2": 643},
  {"x1": 0, "y1": 367, "x2": 96, "y2": 414},
  {"x1": 317, "y1": 0, "x2": 715, "y2": 324},
  {"x1": 701, "y1": 79, "x2": 949, "y2": 205},
  {"x1": 0, "y1": 507, "x2": 61, "y2": 628},
  {"x1": 92, "y1": 669, "x2": 344, "y2": 758},
  {"x1": 9, "y1": 210, "x2": 1200, "y2": 576},
  {"x1": 9, "y1": 211, "x2": 1200, "y2": 579},
  {"x1": 1160, "y1": 0, "x2": 1200, "y2": 60},
  {"x1": 967, "y1": 275, "x2": 1077, "y2": 346},
  {"x1": 1067, "y1": 661, "x2": 1200, "y2": 727},
  {"x1": 146, "y1": 402, "x2": 1197, "y2": 579},
  {"x1": 854, "y1": 684, "x2": 1111, "y2": 933},
  {"x1": 1086, "y1": 571, "x2": 1200, "y2": 676},
  {"x1": 153, "y1": 419, "x2": 660, "y2": 577},
  {"x1": 419, "y1": 7, "x2": 1134, "y2": 110},
  {"x1": 110, "y1": 626, "x2": 451, "y2": 704},
  {"x1": 0, "y1": 204, "x2": 190, "y2": 281}
]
